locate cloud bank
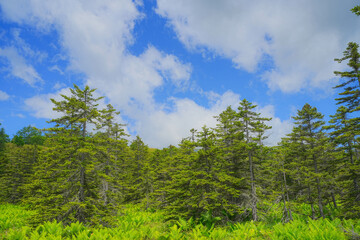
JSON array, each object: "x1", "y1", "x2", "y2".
[
  {"x1": 0, "y1": 0, "x2": 305, "y2": 147},
  {"x1": 156, "y1": 0, "x2": 360, "y2": 92}
]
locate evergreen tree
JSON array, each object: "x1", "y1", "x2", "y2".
[
  {"x1": 286, "y1": 104, "x2": 330, "y2": 219},
  {"x1": 95, "y1": 104, "x2": 129, "y2": 207},
  {"x1": 236, "y1": 99, "x2": 271, "y2": 221},
  {"x1": 1, "y1": 143, "x2": 39, "y2": 203},
  {"x1": 334, "y1": 42, "x2": 360, "y2": 112},
  {"x1": 126, "y1": 136, "x2": 153, "y2": 207},
  {"x1": 25, "y1": 84, "x2": 113, "y2": 225},
  {"x1": 262, "y1": 146, "x2": 293, "y2": 222},
  {"x1": 12, "y1": 125, "x2": 45, "y2": 146},
  {"x1": 326, "y1": 106, "x2": 360, "y2": 217},
  {"x1": 332, "y1": 40, "x2": 360, "y2": 217},
  {"x1": 0, "y1": 124, "x2": 10, "y2": 203},
  {"x1": 0, "y1": 125, "x2": 40, "y2": 204},
  {"x1": 163, "y1": 126, "x2": 242, "y2": 222},
  {"x1": 0, "y1": 123, "x2": 9, "y2": 155}
]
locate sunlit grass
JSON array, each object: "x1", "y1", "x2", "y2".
[{"x1": 0, "y1": 204, "x2": 359, "y2": 239}]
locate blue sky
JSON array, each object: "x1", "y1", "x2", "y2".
[{"x1": 0, "y1": 0, "x2": 359, "y2": 147}]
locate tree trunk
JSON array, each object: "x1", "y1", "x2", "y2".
[
  {"x1": 283, "y1": 169, "x2": 293, "y2": 221},
  {"x1": 313, "y1": 156, "x2": 324, "y2": 218},
  {"x1": 331, "y1": 191, "x2": 337, "y2": 208},
  {"x1": 249, "y1": 152, "x2": 257, "y2": 221},
  {"x1": 308, "y1": 185, "x2": 315, "y2": 219},
  {"x1": 78, "y1": 165, "x2": 85, "y2": 223}
]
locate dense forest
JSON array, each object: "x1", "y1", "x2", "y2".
[{"x1": 0, "y1": 6, "x2": 360, "y2": 240}]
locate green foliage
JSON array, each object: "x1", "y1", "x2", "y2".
[
  {"x1": 1, "y1": 202, "x2": 360, "y2": 239},
  {"x1": 352, "y1": 5, "x2": 360, "y2": 16},
  {"x1": 23, "y1": 84, "x2": 120, "y2": 225},
  {"x1": 0, "y1": 124, "x2": 10, "y2": 152},
  {"x1": 0, "y1": 82, "x2": 359, "y2": 238},
  {"x1": 332, "y1": 40, "x2": 360, "y2": 218},
  {"x1": 0, "y1": 204, "x2": 35, "y2": 232},
  {"x1": 0, "y1": 143, "x2": 40, "y2": 203},
  {"x1": 12, "y1": 125, "x2": 45, "y2": 146}
]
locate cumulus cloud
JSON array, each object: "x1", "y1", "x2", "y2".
[
  {"x1": 0, "y1": 90, "x2": 10, "y2": 101},
  {"x1": 0, "y1": 47, "x2": 43, "y2": 86},
  {"x1": 24, "y1": 88, "x2": 70, "y2": 119},
  {"x1": 156, "y1": 0, "x2": 360, "y2": 93},
  {"x1": 256, "y1": 104, "x2": 293, "y2": 146},
  {"x1": 1, "y1": 0, "x2": 293, "y2": 147},
  {"x1": 0, "y1": 1, "x2": 191, "y2": 104},
  {"x1": 132, "y1": 90, "x2": 241, "y2": 148},
  {"x1": 0, "y1": 0, "x2": 196, "y2": 146}
]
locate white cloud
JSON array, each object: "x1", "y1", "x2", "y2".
[
  {"x1": 0, "y1": 47, "x2": 43, "y2": 86},
  {"x1": 1, "y1": 0, "x2": 294, "y2": 147},
  {"x1": 11, "y1": 113, "x2": 25, "y2": 118},
  {"x1": 0, "y1": 90, "x2": 10, "y2": 101},
  {"x1": 24, "y1": 88, "x2": 70, "y2": 119},
  {"x1": 256, "y1": 104, "x2": 293, "y2": 146},
  {"x1": 139, "y1": 46, "x2": 192, "y2": 89},
  {"x1": 0, "y1": 0, "x2": 191, "y2": 104},
  {"x1": 11, "y1": 29, "x2": 47, "y2": 62},
  {"x1": 132, "y1": 90, "x2": 241, "y2": 148},
  {"x1": 156, "y1": 0, "x2": 360, "y2": 93}
]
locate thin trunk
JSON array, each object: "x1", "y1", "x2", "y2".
[
  {"x1": 283, "y1": 169, "x2": 293, "y2": 221},
  {"x1": 350, "y1": 140, "x2": 359, "y2": 197},
  {"x1": 103, "y1": 157, "x2": 110, "y2": 205},
  {"x1": 78, "y1": 165, "x2": 85, "y2": 223},
  {"x1": 308, "y1": 185, "x2": 315, "y2": 219},
  {"x1": 78, "y1": 90, "x2": 87, "y2": 223},
  {"x1": 313, "y1": 156, "x2": 324, "y2": 218},
  {"x1": 249, "y1": 152, "x2": 257, "y2": 221},
  {"x1": 281, "y1": 178, "x2": 289, "y2": 222},
  {"x1": 245, "y1": 114, "x2": 257, "y2": 222},
  {"x1": 331, "y1": 191, "x2": 337, "y2": 208},
  {"x1": 282, "y1": 193, "x2": 289, "y2": 222}
]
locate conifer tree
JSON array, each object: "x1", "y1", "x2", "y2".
[
  {"x1": 334, "y1": 42, "x2": 360, "y2": 112},
  {"x1": 286, "y1": 104, "x2": 329, "y2": 219},
  {"x1": 12, "y1": 125, "x2": 45, "y2": 146},
  {"x1": 214, "y1": 106, "x2": 249, "y2": 220},
  {"x1": 25, "y1": 84, "x2": 112, "y2": 225},
  {"x1": 95, "y1": 104, "x2": 128, "y2": 207},
  {"x1": 1, "y1": 143, "x2": 39, "y2": 203},
  {"x1": 262, "y1": 146, "x2": 293, "y2": 222},
  {"x1": 0, "y1": 124, "x2": 10, "y2": 203},
  {"x1": 126, "y1": 136, "x2": 153, "y2": 207},
  {"x1": 326, "y1": 107, "x2": 360, "y2": 217},
  {"x1": 332, "y1": 40, "x2": 360, "y2": 216},
  {"x1": 163, "y1": 126, "x2": 242, "y2": 221},
  {"x1": 236, "y1": 99, "x2": 271, "y2": 221}
]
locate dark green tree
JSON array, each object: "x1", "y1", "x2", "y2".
[
  {"x1": 25, "y1": 84, "x2": 113, "y2": 225},
  {"x1": 0, "y1": 124, "x2": 10, "y2": 203},
  {"x1": 0, "y1": 123, "x2": 9, "y2": 153},
  {"x1": 95, "y1": 104, "x2": 129, "y2": 207},
  {"x1": 236, "y1": 99, "x2": 271, "y2": 221},
  {"x1": 126, "y1": 136, "x2": 153, "y2": 207},
  {"x1": 332, "y1": 40, "x2": 360, "y2": 217},
  {"x1": 334, "y1": 42, "x2": 360, "y2": 112},
  {"x1": 286, "y1": 104, "x2": 330, "y2": 219},
  {"x1": 12, "y1": 125, "x2": 45, "y2": 146}
]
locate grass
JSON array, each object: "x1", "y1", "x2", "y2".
[{"x1": 0, "y1": 203, "x2": 359, "y2": 239}]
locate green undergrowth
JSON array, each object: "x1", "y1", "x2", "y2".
[{"x1": 0, "y1": 204, "x2": 359, "y2": 239}]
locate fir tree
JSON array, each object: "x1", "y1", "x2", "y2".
[
  {"x1": 25, "y1": 84, "x2": 113, "y2": 225},
  {"x1": 334, "y1": 42, "x2": 360, "y2": 112},
  {"x1": 95, "y1": 104, "x2": 129, "y2": 207},
  {"x1": 236, "y1": 99, "x2": 271, "y2": 221},
  {"x1": 286, "y1": 104, "x2": 330, "y2": 219},
  {"x1": 332, "y1": 40, "x2": 360, "y2": 217}
]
